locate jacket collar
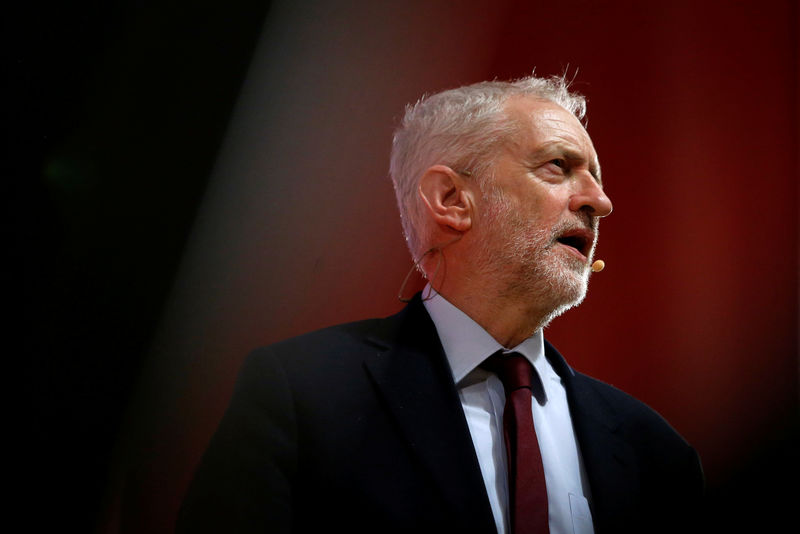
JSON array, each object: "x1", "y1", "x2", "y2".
[
  {"x1": 363, "y1": 295, "x2": 497, "y2": 531},
  {"x1": 365, "y1": 295, "x2": 639, "y2": 529},
  {"x1": 545, "y1": 340, "x2": 641, "y2": 525}
]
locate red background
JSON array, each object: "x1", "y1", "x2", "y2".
[
  {"x1": 112, "y1": 1, "x2": 798, "y2": 531},
  {"x1": 11, "y1": 1, "x2": 796, "y2": 532}
]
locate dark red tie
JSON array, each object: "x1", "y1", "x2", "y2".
[{"x1": 485, "y1": 351, "x2": 549, "y2": 534}]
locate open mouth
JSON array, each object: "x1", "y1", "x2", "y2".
[{"x1": 555, "y1": 229, "x2": 594, "y2": 259}]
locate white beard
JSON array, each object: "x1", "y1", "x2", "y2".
[{"x1": 475, "y1": 190, "x2": 596, "y2": 327}]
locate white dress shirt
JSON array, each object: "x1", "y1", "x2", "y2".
[{"x1": 423, "y1": 287, "x2": 595, "y2": 534}]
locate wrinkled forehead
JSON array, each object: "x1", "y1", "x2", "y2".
[{"x1": 502, "y1": 96, "x2": 598, "y2": 160}]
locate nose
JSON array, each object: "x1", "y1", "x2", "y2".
[{"x1": 569, "y1": 174, "x2": 613, "y2": 218}]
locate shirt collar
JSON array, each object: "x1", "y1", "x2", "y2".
[{"x1": 421, "y1": 285, "x2": 546, "y2": 384}]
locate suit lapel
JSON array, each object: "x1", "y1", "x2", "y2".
[
  {"x1": 359, "y1": 300, "x2": 641, "y2": 530},
  {"x1": 544, "y1": 341, "x2": 641, "y2": 527},
  {"x1": 363, "y1": 296, "x2": 496, "y2": 532}
]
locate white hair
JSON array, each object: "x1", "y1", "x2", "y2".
[{"x1": 389, "y1": 74, "x2": 587, "y2": 258}]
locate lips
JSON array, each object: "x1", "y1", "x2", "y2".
[{"x1": 554, "y1": 227, "x2": 595, "y2": 260}]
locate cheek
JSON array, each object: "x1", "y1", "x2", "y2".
[
  {"x1": 520, "y1": 198, "x2": 561, "y2": 228},
  {"x1": 531, "y1": 192, "x2": 572, "y2": 223},
  {"x1": 484, "y1": 186, "x2": 567, "y2": 236}
]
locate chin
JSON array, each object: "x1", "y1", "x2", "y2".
[
  {"x1": 539, "y1": 288, "x2": 586, "y2": 328},
  {"x1": 536, "y1": 260, "x2": 590, "y2": 327}
]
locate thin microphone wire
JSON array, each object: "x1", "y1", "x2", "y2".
[{"x1": 397, "y1": 234, "x2": 462, "y2": 302}]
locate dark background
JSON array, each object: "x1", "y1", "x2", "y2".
[
  {"x1": 9, "y1": 1, "x2": 797, "y2": 532},
  {"x1": 9, "y1": 1, "x2": 270, "y2": 530}
]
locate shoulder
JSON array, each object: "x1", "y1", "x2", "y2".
[
  {"x1": 545, "y1": 340, "x2": 692, "y2": 450},
  {"x1": 573, "y1": 371, "x2": 690, "y2": 447},
  {"x1": 240, "y1": 317, "x2": 389, "y2": 382},
  {"x1": 244, "y1": 295, "x2": 433, "y2": 374},
  {"x1": 238, "y1": 295, "x2": 431, "y2": 388},
  {"x1": 575, "y1": 373, "x2": 669, "y2": 424},
  {"x1": 256, "y1": 317, "x2": 386, "y2": 356},
  {"x1": 570, "y1": 370, "x2": 704, "y2": 493},
  {"x1": 570, "y1": 372, "x2": 705, "y2": 530}
]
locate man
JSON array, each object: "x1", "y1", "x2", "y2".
[{"x1": 177, "y1": 76, "x2": 704, "y2": 534}]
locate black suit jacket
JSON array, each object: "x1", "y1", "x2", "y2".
[{"x1": 177, "y1": 295, "x2": 704, "y2": 533}]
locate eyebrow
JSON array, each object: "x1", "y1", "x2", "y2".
[{"x1": 531, "y1": 142, "x2": 602, "y2": 185}]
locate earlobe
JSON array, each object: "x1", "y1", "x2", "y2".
[{"x1": 418, "y1": 165, "x2": 473, "y2": 234}]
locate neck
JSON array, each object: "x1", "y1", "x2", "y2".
[
  {"x1": 420, "y1": 239, "x2": 561, "y2": 348},
  {"x1": 430, "y1": 273, "x2": 553, "y2": 349}
]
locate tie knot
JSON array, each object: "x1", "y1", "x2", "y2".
[
  {"x1": 483, "y1": 351, "x2": 547, "y2": 405},
  {"x1": 483, "y1": 351, "x2": 533, "y2": 390}
]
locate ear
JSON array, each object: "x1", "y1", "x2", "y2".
[{"x1": 417, "y1": 165, "x2": 473, "y2": 233}]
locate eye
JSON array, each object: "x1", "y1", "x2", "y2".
[
  {"x1": 544, "y1": 159, "x2": 568, "y2": 175},
  {"x1": 536, "y1": 158, "x2": 570, "y2": 181}
]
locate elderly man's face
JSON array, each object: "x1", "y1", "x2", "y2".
[{"x1": 476, "y1": 97, "x2": 613, "y2": 316}]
